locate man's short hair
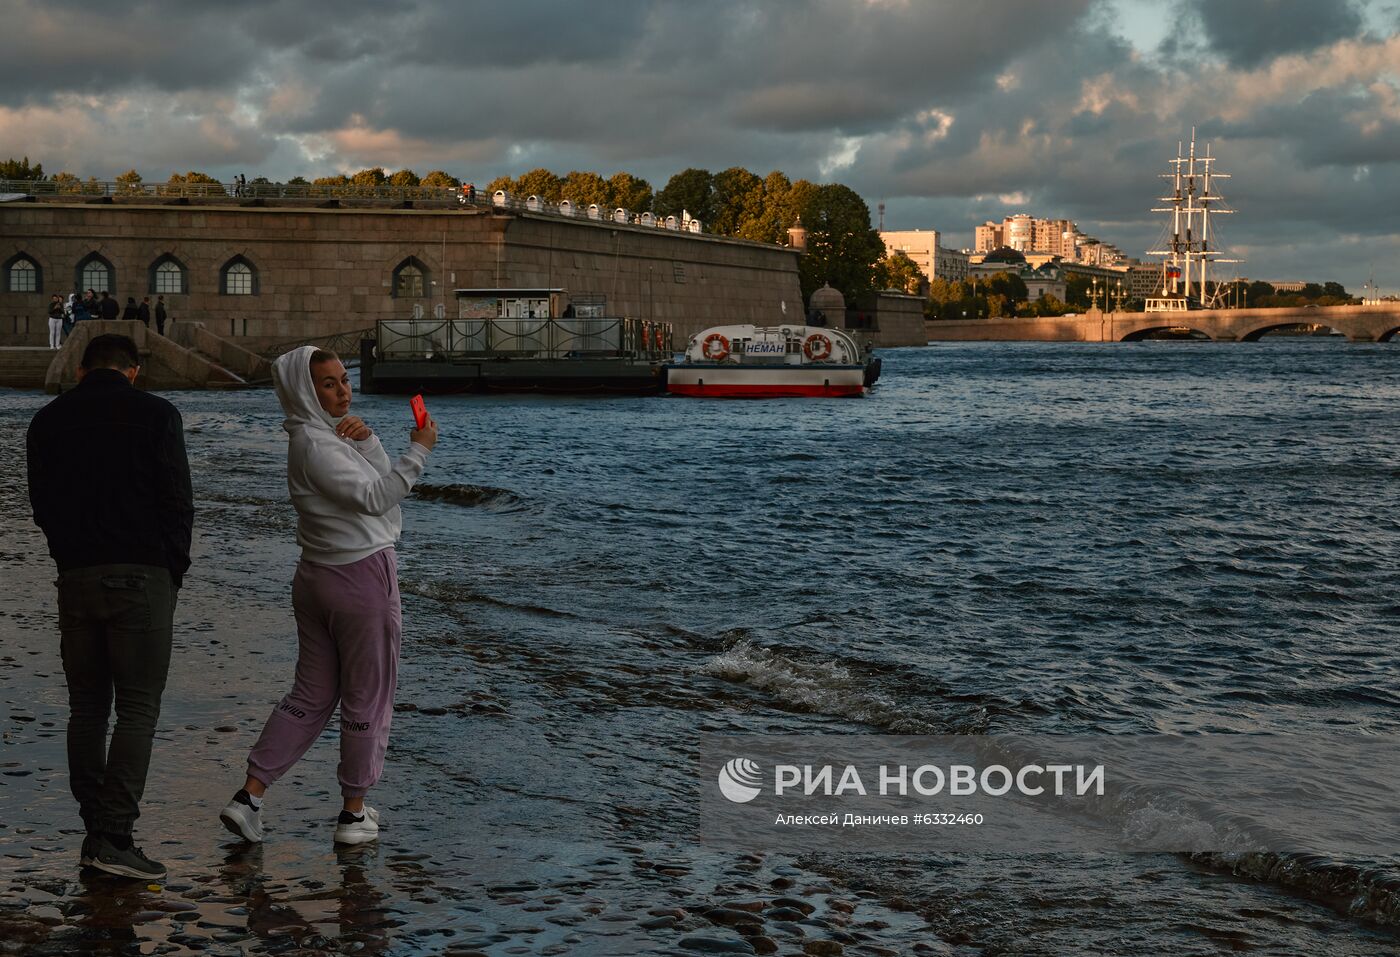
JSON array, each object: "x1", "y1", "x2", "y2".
[
  {"x1": 81, "y1": 334, "x2": 140, "y2": 371},
  {"x1": 309, "y1": 349, "x2": 339, "y2": 365}
]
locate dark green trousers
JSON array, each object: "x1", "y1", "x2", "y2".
[{"x1": 57, "y1": 564, "x2": 174, "y2": 837}]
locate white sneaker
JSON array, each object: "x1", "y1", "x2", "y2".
[
  {"x1": 333, "y1": 805, "x2": 380, "y2": 845},
  {"x1": 219, "y1": 791, "x2": 264, "y2": 843}
]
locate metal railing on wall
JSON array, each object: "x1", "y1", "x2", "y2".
[
  {"x1": 0, "y1": 178, "x2": 719, "y2": 237},
  {"x1": 375, "y1": 316, "x2": 673, "y2": 361}
]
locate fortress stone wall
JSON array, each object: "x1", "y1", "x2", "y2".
[{"x1": 0, "y1": 198, "x2": 803, "y2": 352}]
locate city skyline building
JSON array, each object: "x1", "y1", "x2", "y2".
[{"x1": 879, "y1": 228, "x2": 970, "y2": 285}]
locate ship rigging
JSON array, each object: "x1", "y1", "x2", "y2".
[{"x1": 1146, "y1": 130, "x2": 1241, "y2": 312}]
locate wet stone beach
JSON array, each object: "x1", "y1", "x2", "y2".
[{"x1": 2, "y1": 340, "x2": 1399, "y2": 955}]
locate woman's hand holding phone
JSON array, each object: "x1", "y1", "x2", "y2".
[{"x1": 409, "y1": 395, "x2": 438, "y2": 451}]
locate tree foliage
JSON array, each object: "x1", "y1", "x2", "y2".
[
  {"x1": 388, "y1": 169, "x2": 420, "y2": 188},
  {"x1": 350, "y1": 167, "x2": 386, "y2": 188},
  {"x1": 169, "y1": 170, "x2": 221, "y2": 185},
  {"x1": 0, "y1": 156, "x2": 44, "y2": 180},
  {"x1": 560, "y1": 170, "x2": 611, "y2": 208},
  {"x1": 874, "y1": 251, "x2": 925, "y2": 294},
  {"x1": 607, "y1": 171, "x2": 652, "y2": 212},
  {"x1": 115, "y1": 169, "x2": 143, "y2": 195},
  {"x1": 420, "y1": 170, "x2": 459, "y2": 188},
  {"x1": 654, "y1": 168, "x2": 714, "y2": 224},
  {"x1": 795, "y1": 183, "x2": 884, "y2": 303}
]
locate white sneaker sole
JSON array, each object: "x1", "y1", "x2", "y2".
[
  {"x1": 220, "y1": 802, "x2": 264, "y2": 843},
  {"x1": 89, "y1": 857, "x2": 167, "y2": 880},
  {"x1": 333, "y1": 806, "x2": 380, "y2": 845}
]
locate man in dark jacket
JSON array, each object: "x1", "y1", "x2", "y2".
[
  {"x1": 137, "y1": 297, "x2": 152, "y2": 328},
  {"x1": 26, "y1": 334, "x2": 194, "y2": 881},
  {"x1": 97, "y1": 291, "x2": 119, "y2": 321},
  {"x1": 154, "y1": 295, "x2": 168, "y2": 336}
]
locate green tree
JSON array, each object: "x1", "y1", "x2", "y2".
[
  {"x1": 654, "y1": 168, "x2": 714, "y2": 224},
  {"x1": 420, "y1": 170, "x2": 460, "y2": 189},
  {"x1": 743, "y1": 170, "x2": 795, "y2": 243},
  {"x1": 0, "y1": 156, "x2": 44, "y2": 180},
  {"x1": 1026, "y1": 294, "x2": 1068, "y2": 317},
  {"x1": 115, "y1": 169, "x2": 143, "y2": 195},
  {"x1": 485, "y1": 174, "x2": 514, "y2": 195},
  {"x1": 1300, "y1": 282, "x2": 1323, "y2": 299},
  {"x1": 50, "y1": 171, "x2": 81, "y2": 194},
  {"x1": 165, "y1": 170, "x2": 222, "y2": 196},
  {"x1": 874, "y1": 250, "x2": 926, "y2": 294},
  {"x1": 1064, "y1": 273, "x2": 1094, "y2": 308},
  {"x1": 560, "y1": 170, "x2": 610, "y2": 207},
  {"x1": 350, "y1": 167, "x2": 386, "y2": 190},
  {"x1": 710, "y1": 166, "x2": 764, "y2": 237},
  {"x1": 1245, "y1": 280, "x2": 1274, "y2": 304},
  {"x1": 286, "y1": 175, "x2": 309, "y2": 186},
  {"x1": 515, "y1": 168, "x2": 564, "y2": 202},
  {"x1": 169, "y1": 170, "x2": 221, "y2": 184},
  {"x1": 1322, "y1": 281, "x2": 1347, "y2": 299},
  {"x1": 607, "y1": 171, "x2": 652, "y2": 212},
  {"x1": 388, "y1": 168, "x2": 420, "y2": 189},
  {"x1": 795, "y1": 183, "x2": 884, "y2": 304},
  {"x1": 983, "y1": 270, "x2": 1028, "y2": 303}
]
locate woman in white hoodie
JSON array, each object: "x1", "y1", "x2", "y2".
[{"x1": 220, "y1": 346, "x2": 436, "y2": 846}]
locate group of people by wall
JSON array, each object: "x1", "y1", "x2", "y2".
[{"x1": 45, "y1": 290, "x2": 168, "y2": 349}]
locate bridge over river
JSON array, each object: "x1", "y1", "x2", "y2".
[{"x1": 924, "y1": 304, "x2": 1400, "y2": 343}]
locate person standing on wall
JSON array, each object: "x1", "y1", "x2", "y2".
[
  {"x1": 138, "y1": 297, "x2": 152, "y2": 329},
  {"x1": 98, "y1": 291, "x2": 119, "y2": 322},
  {"x1": 154, "y1": 296, "x2": 167, "y2": 336},
  {"x1": 219, "y1": 346, "x2": 436, "y2": 847},
  {"x1": 121, "y1": 297, "x2": 139, "y2": 322},
  {"x1": 47, "y1": 294, "x2": 64, "y2": 349},
  {"x1": 26, "y1": 333, "x2": 194, "y2": 881}
]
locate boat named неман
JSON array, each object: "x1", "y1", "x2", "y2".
[{"x1": 665, "y1": 324, "x2": 879, "y2": 398}]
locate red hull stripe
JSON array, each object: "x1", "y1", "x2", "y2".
[{"x1": 668, "y1": 383, "x2": 865, "y2": 398}]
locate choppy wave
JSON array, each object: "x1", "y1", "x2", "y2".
[
  {"x1": 413, "y1": 483, "x2": 527, "y2": 511},
  {"x1": 400, "y1": 579, "x2": 577, "y2": 619},
  {"x1": 703, "y1": 639, "x2": 985, "y2": 734}
]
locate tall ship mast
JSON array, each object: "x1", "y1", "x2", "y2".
[{"x1": 1146, "y1": 130, "x2": 1240, "y2": 312}]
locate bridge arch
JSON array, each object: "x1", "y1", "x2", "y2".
[
  {"x1": 1378, "y1": 325, "x2": 1399, "y2": 342},
  {"x1": 1239, "y1": 320, "x2": 1347, "y2": 342},
  {"x1": 1120, "y1": 325, "x2": 1213, "y2": 342}
]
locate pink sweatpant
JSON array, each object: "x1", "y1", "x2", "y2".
[{"x1": 246, "y1": 547, "x2": 402, "y2": 798}]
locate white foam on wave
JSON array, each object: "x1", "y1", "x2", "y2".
[{"x1": 702, "y1": 639, "x2": 948, "y2": 733}]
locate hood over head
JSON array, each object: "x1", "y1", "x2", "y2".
[{"x1": 272, "y1": 345, "x2": 340, "y2": 434}]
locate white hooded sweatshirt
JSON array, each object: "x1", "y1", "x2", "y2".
[{"x1": 271, "y1": 346, "x2": 430, "y2": 565}]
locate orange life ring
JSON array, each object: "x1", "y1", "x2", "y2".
[
  {"x1": 803, "y1": 333, "x2": 833, "y2": 361},
  {"x1": 702, "y1": 333, "x2": 730, "y2": 361}
]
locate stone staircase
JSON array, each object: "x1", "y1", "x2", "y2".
[
  {"x1": 29, "y1": 321, "x2": 272, "y2": 393},
  {"x1": 0, "y1": 346, "x2": 58, "y2": 389}
]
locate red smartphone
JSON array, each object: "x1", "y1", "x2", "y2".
[{"x1": 410, "y1": 394, "x2": 428, "y2": 430}]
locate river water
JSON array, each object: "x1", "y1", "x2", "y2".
[{"x1": 1, "y1": 339, "x2": 1397, "y2": 955}]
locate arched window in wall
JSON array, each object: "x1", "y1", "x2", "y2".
[
  {"x1": 150, "y1": 254, "x2": 187, "y2": 295},
  {"x1": 221, "y1": 256, "x2": 258, "y2": 295},
  {"x1": 392, "y1": 257, "x2": 429, "y2": 298},
  {"x1": 77, "y1": 253, "x2": 114, "y2": 293},
  {"x1": 3, "y1": 253, "x2": 40, "y2": 293}
]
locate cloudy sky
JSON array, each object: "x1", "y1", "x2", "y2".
[{"x1": 3, "y1": 0, "x2": 1398, "y2": 291}]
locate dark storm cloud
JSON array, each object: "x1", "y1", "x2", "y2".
[
  {"x1": 2, "y1": 0, "x2": 1397, "y2": 287},
  {"x1": 1188, "y1": 0, "x2": 1365, "y2": 67}
]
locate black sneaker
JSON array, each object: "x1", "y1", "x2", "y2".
[
  {"x1": 88, "y1": 835, "x2": 167, "y2": 880},
  {"x1": 79, "y1": 834, "x2": 98, "y2": 869}
]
